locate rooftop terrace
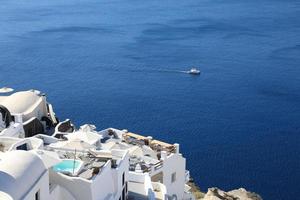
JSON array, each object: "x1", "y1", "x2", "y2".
[{"x1": 47, "y1": 146, "x2": 126, "y2": 180}]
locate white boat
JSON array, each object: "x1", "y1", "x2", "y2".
[{"x1": 188, "y1": 68, "x2": 200, "y2": 75}]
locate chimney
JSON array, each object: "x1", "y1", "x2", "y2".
[
  {"x1": 161, "y1": 151, "x2": 167, "y2": 160},
  {"x1": 174, "y1": 143, "x2": 180, "y2": 154}
]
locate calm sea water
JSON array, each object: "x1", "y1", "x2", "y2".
[{"x1": 0, "y1": 0, "x2": 299, "y2": 199}]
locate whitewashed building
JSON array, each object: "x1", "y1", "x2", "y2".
[
  {"x1": 0, "y1": 150, "x2": 54, "y2": 200},
  {"x1": 0, "y1": 89, "x2": 195, "y2": 200},
  {"x1": 0, "y1": 89, "x2": 58, "y2": 138}
]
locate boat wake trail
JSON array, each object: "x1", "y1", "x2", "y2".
[
  {"x1": 155, "y1": 67, "x2": 200, "y2": 75},
  {"x1": 146, "y1": 69, "x2": 189, "y2": 74},
  {"x1": 128, "y1": 67, "x2": 199, "y2": 75},
  {"x1": 156, "y1": 69, "x2": 188, "y2": 73}
]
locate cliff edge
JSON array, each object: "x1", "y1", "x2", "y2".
[
  {"x1": 187, "y1": 180, "x2": 262, "y2": 200},
  {"x1": 200, "y1": 187, "x2": 262, "y2": 200}
]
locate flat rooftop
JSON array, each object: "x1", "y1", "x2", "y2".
[
  {"x1": 46, "y1": 145, "x2": 125, "y2": 180},
  {"x1": 100, "y1": 129, "x2": 174, "y2": 173}
]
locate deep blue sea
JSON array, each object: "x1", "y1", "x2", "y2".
[{"x1": 0, "y1": 0, "x2": 299, "y2": 199}]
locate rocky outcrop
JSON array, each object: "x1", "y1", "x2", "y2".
[{"x1": 200, "y1": 187, "x2": 262, "y2": 200}]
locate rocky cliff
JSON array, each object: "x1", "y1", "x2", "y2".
[{"x1": 200, "y1": 187, "x2": 262, "y2": 200}]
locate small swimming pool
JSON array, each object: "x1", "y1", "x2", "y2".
[{"x1": 52, "y1": 159, "x2": 83, "y2": 175}]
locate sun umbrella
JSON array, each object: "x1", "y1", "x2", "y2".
[
  {"x1": 33, "y1": 150, "x2": 61, "y2": 168},
  {"x1": 65, "y1": 130, "x2": 102, "y2": 145},
  {"x1": 62, "y1": 139, "x2": 95, "y2": 151}
]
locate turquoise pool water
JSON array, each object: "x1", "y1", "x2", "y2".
[{"x1": 53, "y1": 160, "x2": 82, "y2": 174}]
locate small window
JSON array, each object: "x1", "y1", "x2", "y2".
[
  {"x1": 122, "y1": 187, "x2": 125, "y2": 200},
  {"x1": 122, "y1": 172, "x2": 125, "y2": 186},
  {"x1": 35, "y1": 190, "x2": 40, "y2": 200},
  {"x1": 171, "y1": 172, "x2": 176, "y2": 183},
  {"x1": 16, "y1": 143, "x2": 28, "y2": 151}
]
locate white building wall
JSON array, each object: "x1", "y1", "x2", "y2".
[
  {"x1": 128, "y1": 172, "x2": 155, "y2": 200},
  {"x1": 91, "y1": 152, "x2": 129, "y2": 200},
  {"x1": 111, "y1": 166, "x2": 126, "y2": 200},
  {"x1": 20, "y1": 97, "x2": 48, "y2": 122},
  {"x1": 110, "y1": 150, "x2": 129, "y2": 200},
  {"x1": 23, "y1": 171, "x2": 51, "y2": 200},
  {"x1": 91, "y1": 161, "x2": 115, "y2": 200},
  {"x1": 49, "y1": 160, "x2": 127, "y2": 200},
  {"x1": 49, "y1": 185, "x2": 76, "y2": 200},
  {"x1": 0, "y1": 123, "x2": 24, "y2": 137},
  {"x1": 49, "y1": 170, "x2": 93, "y2": 200},
  {"x1": 162, "y1": 153, "x2": 186, "y2": 200}
]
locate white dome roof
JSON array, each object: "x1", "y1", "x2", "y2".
[
  {"x1": 0, "y1": 90, "x2": 42, "y2": 114},
  {"x1": 0, "y1": 150, "x2": 46, "y2": 200},
  {"x1": 0, "y1": 191, "x2": 13, "y2": 200}
]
